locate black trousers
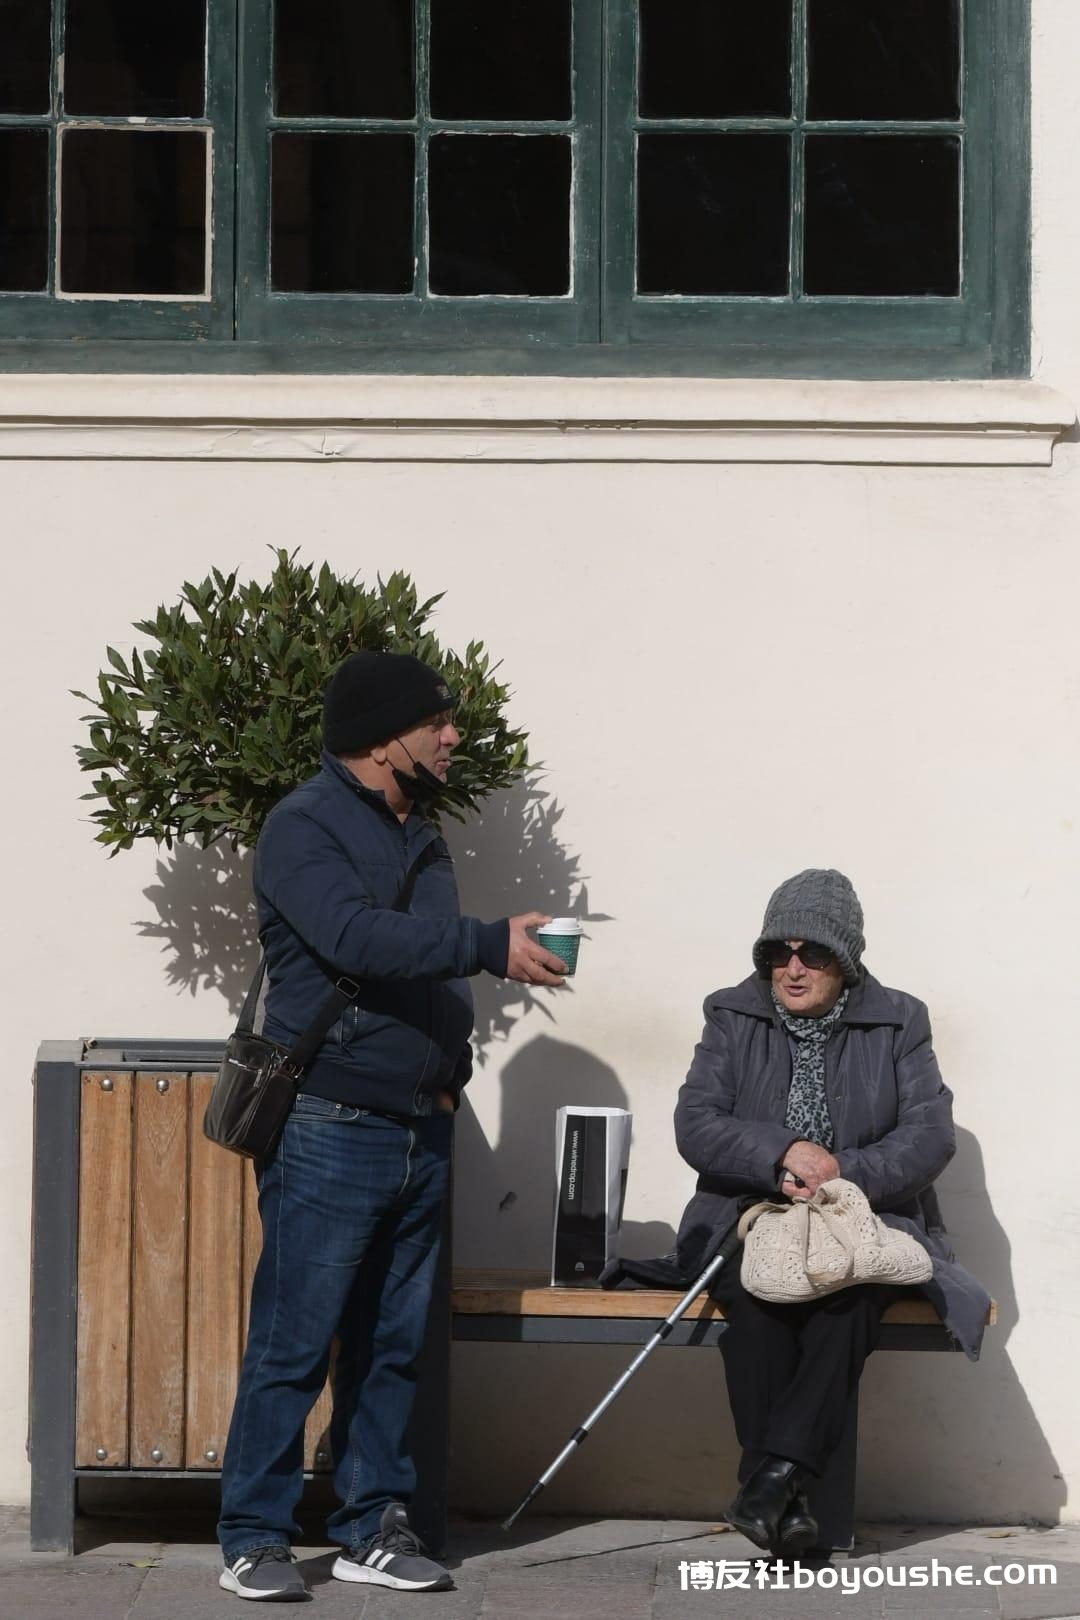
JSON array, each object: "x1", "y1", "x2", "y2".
[{"x1": 709, "y1": 1265, "x2": 897, "y2": 1478}]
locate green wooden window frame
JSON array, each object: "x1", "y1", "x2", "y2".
[
  {"x1": 0, "y1": 0, "x2": 1029, "y2": 376},
  {"x1": 237, "y1": 0, "x2": 602, "y2": 345},
  {"x1": 603, "y1": 0, "x2": 1027, "y2": 375},
  {"x1": 0, "y1": 0, "x2": 236, "y2": 341}
]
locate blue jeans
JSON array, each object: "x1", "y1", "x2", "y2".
[{"x1": 217, "y1": 1093, "x2": 451, "y2": 1561}]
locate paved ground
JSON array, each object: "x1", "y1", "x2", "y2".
[{"x1": 1, "y1": 1509, "x2": 1078, "y2": 1620}]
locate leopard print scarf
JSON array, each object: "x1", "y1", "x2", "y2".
[{"x1": 771, "y1": 987, "x2": 849, "y2": 1151}]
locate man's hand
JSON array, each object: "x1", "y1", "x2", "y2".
[
  {"x1": 780, "y1": 1140, "x2": 840, "y2": 1199},
  {"x1": 435, "y1": 1090, "x2": 455, "y2": 1113},
  {"x1": 505, "y1": 912, "x2": 568, "y2": 986}
]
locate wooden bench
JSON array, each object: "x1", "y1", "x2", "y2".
[
  {"x1": 29, "y1": 1040, "x2": 992, "y2": 1559},
  {"x1": 449, "y1": 1269, "x2": 997, "y2": 1552}
]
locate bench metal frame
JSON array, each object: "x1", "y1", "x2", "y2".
[{"x1": 450, "y1": 1302, "x2": 959, "y2": 1553}]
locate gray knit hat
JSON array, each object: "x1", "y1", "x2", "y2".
[{"x1": 752, "y1": 868, "x2": 866, "y2": 986}]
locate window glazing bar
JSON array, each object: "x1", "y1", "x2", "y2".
[
  {"x1": 54, "y1": 117, "x2": 213, "y2": 127},
  {"x1": 790, "y1": 0, "x2": 807, "y2": 300},
  {"x1": 629, "y1": 118, "x2": 964, "y2": 134},
  {"x1": 266, "y1": 117, "x2": 419, "y2": 129},
  {"x1": 415, "y1": 0, "x2": 430, "y2": 299},
  {"x1": 265, "y1": 118, "x2": 573, "y2": 132}
]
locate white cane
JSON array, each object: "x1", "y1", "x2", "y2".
[{"x1": 501, "y1": 1225, "x2": 743, "y2": 1531}]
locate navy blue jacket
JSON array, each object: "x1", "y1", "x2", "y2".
[{"x1": 254, "y1": 751, "x2": 508, "y2": 1116}]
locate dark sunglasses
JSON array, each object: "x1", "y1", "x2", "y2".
[{"x1": 763, "y1": 940, "x2": 835, "y2": 971}]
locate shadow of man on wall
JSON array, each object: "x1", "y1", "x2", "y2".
[
  {"x1": 442, "y1": 777, "x2": 674, "y2": 1268},
  {"x1": 138, "y1": 773, "x2": 610, "y2": 1034},
  {"x1": 442, "y1": 776, "x2": 611, "y2": 1059},
  {"x1": 138, "y1": 777, "x2": 665, "y2": 1269},
  {"x1": 452, "y1": 1034, "x2": 676, "y2": 1272}
]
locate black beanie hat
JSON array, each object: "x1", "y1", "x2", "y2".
[{"x1": 323, "y1": 652, "x2": 456, "y2": 755}]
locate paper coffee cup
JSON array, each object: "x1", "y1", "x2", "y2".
[{"x1": 536, "y1": 917, "x2": 584, "y2": 976}]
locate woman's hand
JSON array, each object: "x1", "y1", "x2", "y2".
[{"x1": 781, "y1": 1140, "x2": 839, "y2": 1197}]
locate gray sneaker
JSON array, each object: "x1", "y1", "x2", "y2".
[
  {"x1": 333, "y1": 1503, "x2": 452, "y2": 1592},
  {"x1": 219, "y1": 1545, "x2": 310, "y2": 1601}
]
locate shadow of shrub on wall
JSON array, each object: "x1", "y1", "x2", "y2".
[{"x1": 138, "y1": 840, "x2": 259, "y2": 1016}]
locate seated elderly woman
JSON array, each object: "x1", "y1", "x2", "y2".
[{"x1": 674, "y1": 868, "x2": 989, "y2": 1557}]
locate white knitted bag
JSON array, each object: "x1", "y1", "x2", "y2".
[{"x1": 736, "y1": 1177, "x2": 933, "y2": 1304}]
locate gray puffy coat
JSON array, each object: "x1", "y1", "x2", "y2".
[{"x1": 674, "y1": 971, "x2": 990, "y2": 1358}]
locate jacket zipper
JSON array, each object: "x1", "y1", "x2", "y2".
[
  {"x1": 318, "y1": 765, "x2": 444, "y2": 1104},
  {"x1": 411, "y1": 982, "x2": 436, "y2": 1114},
  {"x1": 404, "y1": 831, "x2": 437, "y2": 1113}
]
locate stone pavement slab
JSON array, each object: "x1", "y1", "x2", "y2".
[
  {"x1": 1001, "y1": 1589, "x2": 1080, "y2": 1620},
  {"x1": 127, "y1": 1566, "x2": 250, "y2": 1620},
  {"x1": 882, "y1": 1611, "x2": 997, "y2": 1620},
  {"x1": 451, "y1": 1514, "x2": 664, "y2": 1570},
  {"x1": 2, "y1": 1510, "x2": 1080, "y2": 1619},
  {"x1": 359, "y1": 1578, "x2": 487, "y2": 1620},
  {"x1": 488, "y1": 1545, "x2": 663, "y2": 1583},
  {"x1": 652, "y1": 1600, "x2": 882, "y2": 1620},
  {"x1": 0, "y1": 1558, "x2": 148, "y2": 1620},
  {"x1": 478, "y1": 1576, "x2": 654, "y2": 1619}
]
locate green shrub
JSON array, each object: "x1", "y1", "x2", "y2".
[{"x1": 74, "y1": 549, "x2": 530, "y2": 852}]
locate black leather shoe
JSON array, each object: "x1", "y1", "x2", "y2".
[
  {"x1": 724, "y1": 1455, "x2": 804, "y2": 1551},
  {"x1": 777, "y1": 1488, "x2": 818, "y2": 1555}
]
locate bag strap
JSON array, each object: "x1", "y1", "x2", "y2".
[
  {"x1": 805, "y1": 1184, "x2": 858, "y2": 1285},
  {"x1": 237, "y1": 845, "x2": 431, "y2": 1073},
  {"x1": 235, "y1": 956, "x2": 267, "y2": 1037},
  {"x1": 736, "y1": 1199, "x2": 784, "y2": 1241}
]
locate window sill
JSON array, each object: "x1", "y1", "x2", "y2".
[{"x1": 0, "y1": 375, "x2": 1071, "y2": 466}]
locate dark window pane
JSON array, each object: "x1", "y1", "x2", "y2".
[
  {"x1": 427, "y1": 134, "x2": 569, "y2": 296},
  {"x1": 430, "y1": 0, "x2": 570, "y2": 120},
  {"x1": 637, "y1": 133, "x2": 790, "y2": 295},
  {"x1": 0, "y1": 128, "x2": 49, "y2": 289},
  {"x1": 807, "y1": 0, "x2": 960, "y2": 120},
  {"x1": 429, "y1": 134, "x2": 570, "y2": 295},
  {"x1": 640, "y1": 0, "x2": 792, "y2": 118},
  {"x1": 64, "y1": 0, "x2": 205, "y2": 116},
  {"x1": 804, "y1": 135, "x2": 960, "y2": 295},
  {"x1": 275, "y1": 0, "x2": 414, "y2": 118},
  {"x1": 271, "y1": 133, "x2": 414, "y2": 293},
  {"x1": 0, "y1": 0, "x2": 52, "y2": 114},
  {"x1": 60, "y1": 129, "x2": 206, "y2": 293}
]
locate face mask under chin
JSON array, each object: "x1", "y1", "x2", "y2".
[{"x1": 391, "y1": 762, "x2": 444, "y2": 805}]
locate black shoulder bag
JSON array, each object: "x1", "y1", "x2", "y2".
[{"x1": 203, "y1": 857, "x2": 424, "y2": 1160}]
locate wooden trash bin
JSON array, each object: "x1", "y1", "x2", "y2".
[{"x1": 30, "y1": 1039, "x2": 449, "y2": 1554}]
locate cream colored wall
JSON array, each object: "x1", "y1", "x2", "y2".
[{"x1": 2, "y1": 0, "x2": 1079, "y2": 1526}]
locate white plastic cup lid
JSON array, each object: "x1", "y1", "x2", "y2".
[{"x1": 538, "y1": 917, "x2": 583, "y2": 935}]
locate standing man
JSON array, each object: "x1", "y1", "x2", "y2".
[{"x1": 218, "y1": 651, "x2": 567, "y2": 1600}]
